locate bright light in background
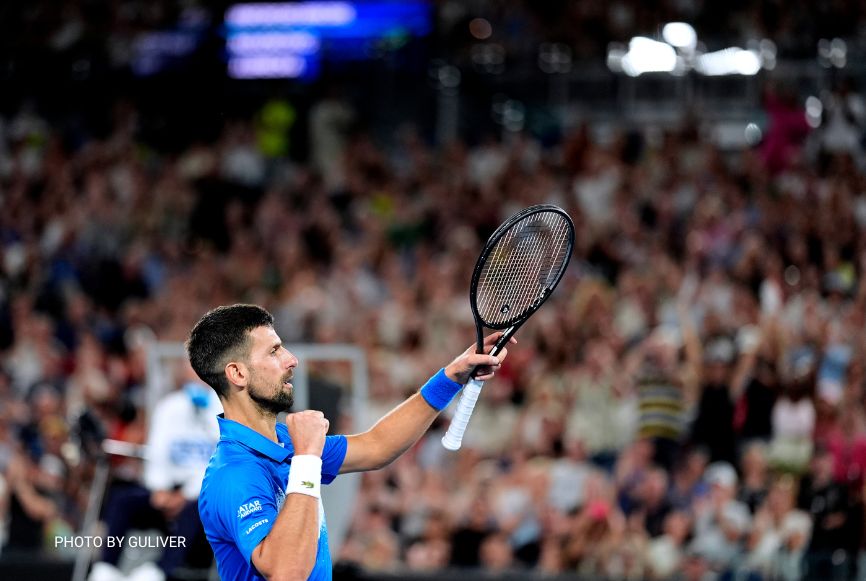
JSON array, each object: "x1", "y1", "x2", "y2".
[
  {"x1": 227, "y1": 32, "x2": 320, "y2": 54},
  {"x1": 226, "y1": 2, "x2": 357, "y2": 26},
  {"x1": 621, "y1": 37, "x2": 678, "y2": 76},
  {"x1": 818, "y1": 38, "x2": 847, "y2": 68},
  {"x1": 695, "y1": 47, "x2": 761, "y2": 76},
  {"x1": 469, "y1": 18, "x2": 492, "y2": 40},
  {"x1": 806, "y1": 96, "x2": 823, "y2": 128},
  {"x1": 607, "y1": 22, "x2": 776, "y2": 77},
  {"x1": 471, "y1": 43, "x2": 505, "y2": 74},
  {"x1": 744, "y1": 123, "x2": 762, "y2": 146},
  {"x1": 229, "y1": 55, "x2": 307, "y2": 78},
  {"x1": 437, "y1": 64, "x2": 461, "y2": 88},
  {"x1": 734, "y1": 49, "x2": 761, "y2": 74},
  {"x1": 225, "y1": 1, "x2": 432, "y2": 79},
  {"x1": 662, "y1": 22, "x2": 697, "y2": 50},
  {"x1": 831, "y1": 38, "x2": 847, "y2": 67},
  {"x1": 539, "y1": 42, "x2": 572, "y2": 73},
  {"x1": 759, "y1": 39, "x2": 776, "y2": 70},
  {"x1": 607, "y1": 42, "x2": 626, "y2": 73}
]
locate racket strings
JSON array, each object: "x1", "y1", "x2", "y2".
[
  {"x1": 478, "y1": 221, "x2": 545, "y2": 322},
  {"x1": 476, "y1": 211, "x2": 572, "y2": 327},
  {"x1": 479, "y1": 231, "x2": 554, "y2": 325},
  {"x1": 478, "y1": 222, "x2": 537, "y2": 314},
  {"x1": 510, "y1": 213, "x2": 571, "y2": 307}
]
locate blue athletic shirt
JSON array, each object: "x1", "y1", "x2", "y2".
[{"x1": 199, "y1": 415, "x2": 347, "y2": 581}]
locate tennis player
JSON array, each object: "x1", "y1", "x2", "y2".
[{"x1": 187, "y1": 304, "x2": 510, "y2": 581}]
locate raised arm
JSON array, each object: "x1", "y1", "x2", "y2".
[
  {"x1": 678, "y1": 302, "x2": 703, "y2": 406},
  {"x1": 251, "y1": 411, "x2": 328, "y2": 581},
  {"x1": 729, "y1": 327, "x2": 762, "y2": 400},
  {"x1": 340, "y1": 333, "x2": 512, "y2": 473}
]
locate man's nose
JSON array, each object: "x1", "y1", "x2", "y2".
[{"x1": 283, "y1": 349, "x2": 298, "y2": 369}]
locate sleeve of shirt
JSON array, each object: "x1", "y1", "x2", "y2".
[
  {"x1": 214, "y1": 463, "x2": 279, "y2": 566},
  {"x1": 321, "y1": 435, "x2": 347, "y2": 484}
]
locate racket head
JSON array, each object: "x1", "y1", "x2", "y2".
[{"x1": 469, "y1": 204, "x2": 575, "y2": 338}]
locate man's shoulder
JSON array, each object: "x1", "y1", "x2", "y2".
[
  {"x1": 205, "y1": 441, "x2": 268, "y2": 475},
  {"x1": 200, "y1": 450, "x2": 271, "y2": 509},
  {"x1": 199, "y1": 448, "x2": 278, "y2": 534}
]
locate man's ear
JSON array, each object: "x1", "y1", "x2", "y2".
[{"x1": 225, "y1": 361, "x2": 249, "y2": 388}]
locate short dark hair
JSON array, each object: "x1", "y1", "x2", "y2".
[{"x1": 186, "y1": 304, "x2": 274, "y2": 398}]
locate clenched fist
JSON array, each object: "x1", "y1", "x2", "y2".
[{"x1": 285, "y1": 410, "x2": 329, "y2": 457}]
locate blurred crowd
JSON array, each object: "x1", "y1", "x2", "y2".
[
  {"x1": 333, "y1": 81, "x2": 866, "y2": 580},
  {"x1": 2, "y1": 54, "x2": 866, "y2": 579}
]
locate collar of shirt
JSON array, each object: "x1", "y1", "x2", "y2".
[{"x1": 216, "y1": 414, "x2": 294, "y2": 463}]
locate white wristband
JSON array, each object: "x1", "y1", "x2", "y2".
[{"x1": 287, "y1": 455, "x2": 323, "y2": 499}]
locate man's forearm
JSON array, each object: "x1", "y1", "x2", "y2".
[
  {"x1": 365, "y1": 393, "x2": 440, "y2": 469},
  {"x1": 342, "y1": 342, "x2": 505, "y2": 473},
  {"x1": 252, "y1": 494, "x2": 319, "y2": 581}
]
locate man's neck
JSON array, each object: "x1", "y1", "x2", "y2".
[{"x1": 223, "y1": 399, "x2": 279, "y2": 442}]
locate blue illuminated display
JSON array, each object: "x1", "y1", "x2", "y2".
[{"x1": 225, "y1": 1, "x2": 431, "y2": 79}]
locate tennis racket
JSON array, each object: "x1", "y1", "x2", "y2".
[{"x1": 441, "y1": 204, "x2": 575, "y2": 451}]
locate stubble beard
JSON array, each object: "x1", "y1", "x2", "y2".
[{"x1": 249, "y1": 372, "x2": 294, "y2": 417}]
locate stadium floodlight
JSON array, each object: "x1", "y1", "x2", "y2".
[
  {"x1": 606, "y1": 42, "x2": 627, "y2": 73},
  {"x1": 733, "y1": 49, "x2": 761, "y2": 75},
  {"x1": 663, "y1": 22, "x2": 697, "y2": 50},
  {"x1": 621, "y1": 37, "x2": 678, "y2": 76},
  {"x1": 758, "y1": 39, "x2": 776, "y2": 70},
  {"x1": 695, "y1": 47, "x2": 761, "y2": 76},
  {"x1": 818, "y1": 38, "x2": 847, "y2": 68},
  {"x1": 539, "y1": 43, "x2": 572, "y2": 74},
  {"x1": 830, "y1": 38, "x2": 847, "y2": 68},
  {"x1": 469, "y1": 18, "x2": 492, "y2": 40},
  {"x1": 607, "y1": 26, "x2": 769, "y2": 77},
  {"x1": 744, "y1": 123, "x2": 762, "y2": 146},
  {"x1": 805, "y1": 96, "x2": 823, "y2": 128},
  {"x1": 436, "y1": 64, "x2": 461, "y2": 88}
]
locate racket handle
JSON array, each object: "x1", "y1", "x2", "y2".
[{"x1": 441, "y1": 378, "x2": 485, "y2": 451}]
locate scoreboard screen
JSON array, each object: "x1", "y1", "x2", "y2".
[{"x1": 224, "y1": 1, "x2": 432, "y2": 79}]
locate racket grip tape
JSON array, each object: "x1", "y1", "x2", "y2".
[{"x1": 441, "y1": 378, "x2": 485, "y2": 451}]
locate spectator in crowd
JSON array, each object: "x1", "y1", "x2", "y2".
[
  {"x1": 689, "y1": 335, "x2": 741, "y2": 466},
  {"x1": 564, "y1": 338, "x2": 637, "y2": 471},
  {"x1": 89, "y1": 365, "x2": 221, "y2": 581},
  {"x1": 645, "y1": 510, "x2": 693, "y2": 580},
  {"x1": 798, "y1": 444, "x2": 858, "y2": 579},
  {"x1": 626, "y1": 327, "x2": 693, "y2": 472},
  {"x1": 629, "y1": 467, "x2": 673, "y2": 538},
  {"x1": 547, "y1": 436, "x2": 592, "y2": 516},
  {"x1": 449, "y1": 493, "x2": 496, "y2": 569},
  {"x1": 768, "y1": 364, "x2": 817, "y2": 473},
  {"x1": 745, "y1": 475, "x2": 811, "y2": 579},
  {"x1": 479, "y1": 532, "x2": 517, "y2": 574},
  {"x1": 668, "y1": 448, "x2": 710, "y2": 512},
  {"x1": 339, "y1": 503, "x2": 400, "y2": 572},
  {"x1": 690, "y1": 462, "x2": 752, "y2": 573},
  {"x1": 737, "y1": 442, "x2": 771, "y2": 514},
  {"x1": 3, "y1": 447, "x2": 65, "y2": 553},
  {"x1": 563, "y1": 497, "x2": 622, "y2": 576},
  {"x1": 737, "y1": 354, "x2": 781, "y2": 444}
]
